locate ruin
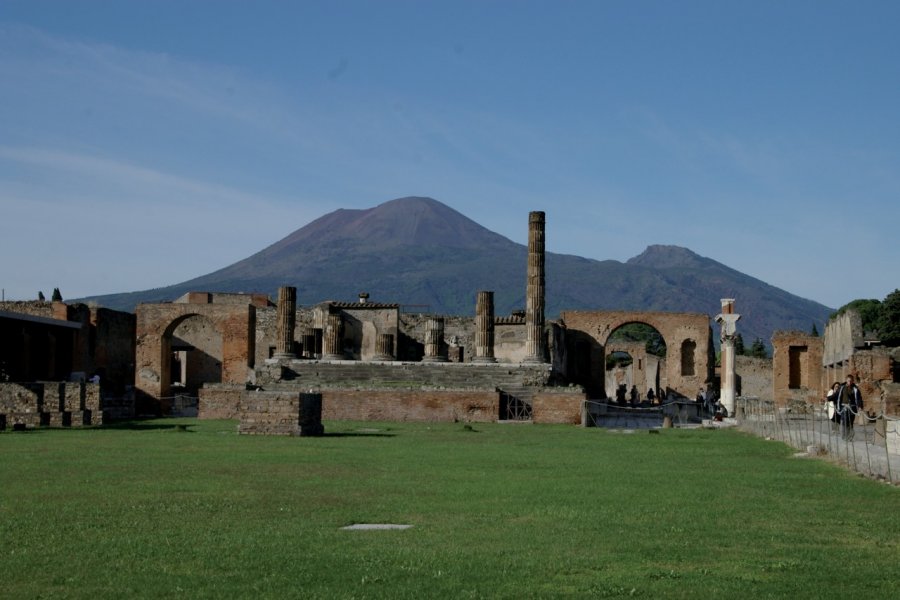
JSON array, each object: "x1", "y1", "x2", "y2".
[{"x1": 4, "y1": 207, "x2": 897, "y2": 434}]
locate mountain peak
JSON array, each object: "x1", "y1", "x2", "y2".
[
  {"x1": 291, "y1": 196, "x2": 509, "y2": 250},
  {"x1": 626, "y1": 245, "x2": 707, "y2": 270}
]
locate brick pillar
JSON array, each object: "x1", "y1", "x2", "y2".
[
  {"x1": 374, "y1": 333, "x2": 395, "y2": 361},
  {"x1": 524, "y1": 211, "x2": 546, "y2": 363},
  {"x1": 322, "y1": 313, "x2": 345, "y2": 360},
  {"x1": 422, "y1": 317, "x2": 447, "y2": 362},
  {"x1": 474, "y1": 291, "x2": 497, "y2": 363},
  {"x1": 274, "y1": 286, "x2": 297, "y2": 359}
]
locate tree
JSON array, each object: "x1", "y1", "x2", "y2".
[
  {"x1": 810, "y1": 323, "x2": 819, "y2": 337},
  {"x1": 831, "y1": 299, "x2": 882, "y2": 333},
  {"x1": 37, "y1": 291, "x2": 45, "y2": 301},
  {"x1": 748, "y1": 337, "x2": 768, "y2": 359},
  {"x1": 733, "y1": 332, "x2": 745, "y2": 355},
  {"x1": 877, "y1": 289, "x2": 900, "y2": 347},
  {"x1": 51, "y1": 288, "x2": 62, "y2": 302}
]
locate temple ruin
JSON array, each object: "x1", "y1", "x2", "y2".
[{"x1": 2, "y1": 208, "x2": 898, "y2": 434}]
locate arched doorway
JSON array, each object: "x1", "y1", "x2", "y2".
[
  {"x1": 605, "y1": 322, "x2": 666, "y2": 401},
  {"x1": 162, "y1": 314, "x2": 222, "y2": 414}
]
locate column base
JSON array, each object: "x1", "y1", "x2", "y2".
[{"x1": 421, "y1": 356, "x2": 449, "y2": 363}]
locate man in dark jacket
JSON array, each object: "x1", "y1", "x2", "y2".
[{"x1": 837, "y1": 374, "x2": 864, "y2": 440}]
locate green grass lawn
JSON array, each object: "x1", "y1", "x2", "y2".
[{"x1": 1, "y1": 420, "x2": 897, "y2": 599}]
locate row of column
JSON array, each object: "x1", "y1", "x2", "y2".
[
  {"x1": 273, "y1": 287, "x2": 505, "y2": 363},
  {"x1": 272, "y1": 210, "x2": 547, "y2": 364}
]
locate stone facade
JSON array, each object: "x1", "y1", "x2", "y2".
[
  {"x1": 559, "y1": 310, "x2": 714, "y2": 398},
  {"x1": 734, "y1": 355, "x2": 772, "y2": 399},
  {"x1": 772, "y1": 331, "x2": 824, "y2": 406},
  {"x1": 0, "y1": 381, "x2": 102, "y2": 429}
]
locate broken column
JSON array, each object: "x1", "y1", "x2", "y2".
[
  {"x1": 374, "y1": 333, "x2": 395, "y2": 361},
  {"x1": 474, "y1": 291, "x2": 497, "y2": 363},
  {"x1": 322, "y1": 313, "x2": 345, "y2": 360},
  {"x1": 524, "y1": 211, "x2": 546, "y2": 363},
  {"x1": 422, "y1": 317, "x2": 447, "y2": 362},
  {"x1": 274, "y1": 286, "x2": 297, "y2": 360},
  {"x1": 716, "y1": 298, "x2": 741, "y2": 417}
]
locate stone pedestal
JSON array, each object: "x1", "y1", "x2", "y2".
[
  {"x1": 273, "y1": 286, "x2": 297, "y2": 360},
  {"x1": 524, "y1": 211, "x2": 546, "y2": 363},
  {"x1": 474, "y1": 291, "x2": 497, "y2": 363},
  {"x1": 422, "y1": 318, "x2": 448, "y2": 362},
  {"x1": 322, "y1": 313, "x2": 345, "y2": 360}
]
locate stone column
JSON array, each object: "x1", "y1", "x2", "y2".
[
  {"x1": 422, "y1": 317, "x2": 447, "y2": 362},
  {"x1": 302, "y1": 329, "x2": 316, "y2": 359},
  {"x1": 474, "y1": 291, "x2": 497, "y2": 363},
  {"x1": 322, "y1": 313, "x2": 345, "y2": 360},
  {"x1": 524, "y1": 210, "x2": 546, "y2": 363},
  {"x1": 273, "y1": 286, "x2": 297, "y2": 360},
  {"x1": 715, "y1": 298, "x2": 741, "y2": 417},
  {"x1": 374, "y1": 333, "x2": 395, "y2": 361}
]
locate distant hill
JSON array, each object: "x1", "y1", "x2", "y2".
[{"x1": 79, "y1": 196, "x2": 833, "y2": 346}]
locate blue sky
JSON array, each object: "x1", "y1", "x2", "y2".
[{"x1": 1, "y1": 1, "x2": 897, "y2": 310}]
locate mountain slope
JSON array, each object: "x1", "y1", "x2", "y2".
[{"x1": 79, "y1": 197, "x2": 833, "y2": 346}]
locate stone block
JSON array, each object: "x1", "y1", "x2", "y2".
[
  {"x1": 70, "y1": 411, "x2": 90, "y2": 427},
  {"x1": 63, "y1": 382, "x2": 86, "y2": 411}
]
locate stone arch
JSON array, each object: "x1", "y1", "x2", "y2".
[
  {"x1": 135, "y1": 302, "x2": 256, "y2": 406},
  {"x1": 164, "y1": 313, "x2": 223, "y2": 397},
  {"x1": 560, "y1": 310, "x2": 712, "y2": 398}
]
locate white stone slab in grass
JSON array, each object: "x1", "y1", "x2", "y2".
[{"x1": 341, "y1": 523, "x2": 413, "y2": 530}]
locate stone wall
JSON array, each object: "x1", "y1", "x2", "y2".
[
  {"x1": 0, "y1": 300, "x2": 55, "y2": 319},
  {"x1": 532, "y1": 389, "x2": 586, "y2": 424},
  {"x1": 772, "y1": 331, "x2": 824, "y2": 406},
  {"x1": 237, "y1": 391, "x2": 310, "y2": 436},
  {"x1": 735, "y1": 355, "x2": 772, "y2": 399},
  {"x1": 321, "y1": 389, "x2": 499, "y2": 423},
  {"x1": 0, "y1": 381, "x2": 102, "y2": 429}
]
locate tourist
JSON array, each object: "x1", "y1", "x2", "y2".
[
  {"x1": 629, "y1": 385, "x2": 639, "y2": 406},
  {"x1": 837, "y1": 374, "x2": 863, "y2": 440},
  {"x1": 647, "y1": 388, "x2": 655, "y2": 403},
  {"x1": 825, "y1": 381, "x2": 841, "y2": 431}
]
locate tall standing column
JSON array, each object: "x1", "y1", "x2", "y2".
[
  {"x1": 715, "y1": 298, "x2": 741, "y2": 417},
  {"x1": 422, "y1": 317, "x2": 447, "y2": 362},
  {"x1": 474, "y1": 291, "x2": 497, "y2": 363},
  {"x1": 322, "y1": 313, "x2": 345, "y2": 360},
  {"x1": 274, "y1": 286, "x2": 297, "y2": 360},
  {"x1": 374, "y1": 333, "x2": 395, "y2": 361},
  {"x1": 524, "y1": 211, "x2": 546, "y2": 363}
]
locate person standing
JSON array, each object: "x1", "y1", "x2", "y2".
[{"x1": 837, "y1": 374, "x2": 864, "y2": 441}]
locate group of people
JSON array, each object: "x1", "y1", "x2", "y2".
[
  {"x1": 696, "y1": 388, "x2": 724, "y2": 417},
  {"x1": 825, "y1": 374, "x2": 864, "y2": 440},
  {"x1": 614, "y1": 384, "x2": 664, "y2": 406}
]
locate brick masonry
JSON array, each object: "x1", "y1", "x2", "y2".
[{"x1": 0, "y1": 381, "x2": 102, "y2": 429}]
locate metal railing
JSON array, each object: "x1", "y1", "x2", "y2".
[{"x1": 735, "y1": 396, "x2": 899, "y2": 485}]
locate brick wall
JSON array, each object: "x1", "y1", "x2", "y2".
[
  {"x1": 532, "y1": 390, "x2": 586, "y2": 424},
  {"x1": 321, "y1": 389, "x2": 499, "y2": 422}
]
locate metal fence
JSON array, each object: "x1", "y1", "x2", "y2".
[{"x1": 735, "y1": 396, "x2": 899, "y2": 485}]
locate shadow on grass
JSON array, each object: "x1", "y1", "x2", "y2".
[
  {"x1": 95, "y1": 420, "x2": 195, "y2": 432},
  {"x1": 321, "y1": 432, "x2": 396, "y2": 438}
]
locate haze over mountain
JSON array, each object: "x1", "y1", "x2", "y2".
[{"x1": 80, "y1": 197, "x2": 833, "y2": 346}]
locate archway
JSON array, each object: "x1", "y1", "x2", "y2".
[
  {"x1": 605, "y1": 323, "x2": 666, "y2": 401},
  {"x1": 162, "y1": 314, "x2": 222, "y2": 414},
  {"x1": 560, "y1": 309, "x2": 712, "y2": 399}
]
